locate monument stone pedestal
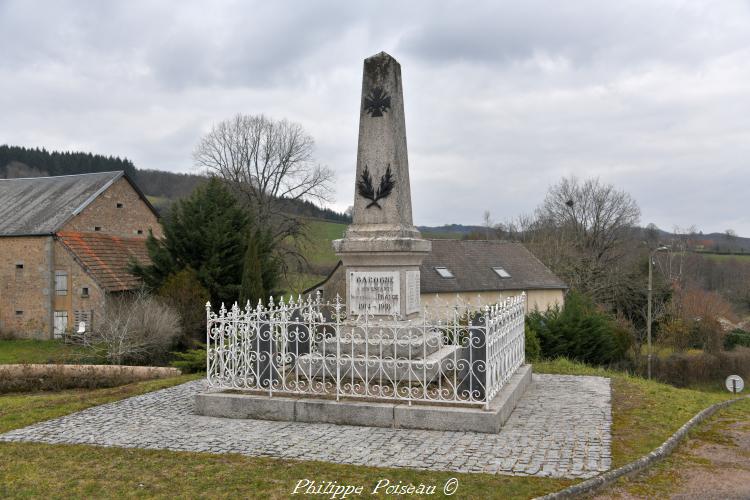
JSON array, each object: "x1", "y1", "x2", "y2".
[
  {"x1": 195, "y1": 51, "x2": 531, "y2": 434},
  {"x1": 334, "y1": 51, "x2": 431, "y2": 323}
]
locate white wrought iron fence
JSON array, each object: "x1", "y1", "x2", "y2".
[{"x1": 206, "y1": 293, "x2": 526, "y2": 409}]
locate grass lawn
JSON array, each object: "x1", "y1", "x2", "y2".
[
  {"x1": 534, "y1": 359, "x2": 733, "y2": 466},
  {"x1": 0, "y1": 339, "x2": 102, "y2": 365},
  {"x1": 595, "y1": 397, "x2": 750, "y2": 498},
  {"x1": 0, "y1": 359, "x2": 740, "y2": 498}
]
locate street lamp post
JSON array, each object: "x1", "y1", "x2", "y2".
[{"x1": 647, "y1": 246, "x2": 669, "y2": 379}]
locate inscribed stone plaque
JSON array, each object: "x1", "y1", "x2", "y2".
[
  {"x1": 349, "y1": 271, "x2": 400, "y2": 316},
  {"x1": 405, "y1": 270, "x2": 420, "y2": 314}
]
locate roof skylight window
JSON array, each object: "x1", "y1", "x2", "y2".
[
  {"x1": 435, "y1": 266, "x2": 454, "y2": 278},
  {"x1": 492, "y1": 267, "x2": 511, "y2": 278}
]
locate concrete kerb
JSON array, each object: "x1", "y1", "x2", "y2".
[
  {"x1": 534, "y1": 394, "x2": 750, "y2": 500},
  {"x1": 195, "y1": 364, "x2": 532, "y2": 434}
]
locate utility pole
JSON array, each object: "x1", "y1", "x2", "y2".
[{"x1": 647, "y1": 246, "x2": 669, "y2": 379}]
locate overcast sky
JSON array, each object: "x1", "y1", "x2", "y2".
[{"x1": 1, "y1": 0, "x2": 749, "y2": 234}]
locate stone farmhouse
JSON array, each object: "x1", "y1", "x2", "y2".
[
  {"x1": 0, "y1": 171, "x2": 161, "y2": 339},
  {"x1": 308, "y1": 239, "x2": 567, "y2": 312}
]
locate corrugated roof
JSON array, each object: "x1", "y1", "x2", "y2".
[
  {"x1": 57, "y1": 231, "x2": 151, "y2": 292},
  {"x1": 0, "y1": 171, "x2": 123, "y2": 236},
  {"x1": 420, "y1": 239, "x2": 567, "y2": 293}
]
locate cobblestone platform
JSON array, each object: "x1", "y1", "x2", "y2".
[{"x1": 0, "y1": 374, "x2": 612, "y2": 478}]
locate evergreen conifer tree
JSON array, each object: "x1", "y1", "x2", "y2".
[
  {"x1": 132, "y1": 177, "x2": 254, "y2": 306},
  {"x1": 240, "y1": 233, "x2": 265, "y2": 306}
]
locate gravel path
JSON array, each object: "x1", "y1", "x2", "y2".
[{"x1": 0, "y1": 373, "x2": 612, "y2": 479}]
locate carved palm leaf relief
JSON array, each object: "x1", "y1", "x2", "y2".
[{"x1": 357, "y1": 164, "x2": 395, "y2": 209}]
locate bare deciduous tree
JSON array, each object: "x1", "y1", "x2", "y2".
[
  {"x1": 89, "y1": 290, "x2": 181, "y2": 365},
  {"x1": 515, "y1": 177, "x2": 642, "y2": 305},
  {"x1": 539, "y1": 176, "x2": 640, "y2": 264},
  {"x1": 483, "y1": 210, "x2": 493, "y2": 240},
  {"x1": 193, "y1": 114, "x2": 335, "y2": 247}
]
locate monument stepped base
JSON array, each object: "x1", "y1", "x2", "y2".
[{"x1": 195, "y1": 364, "x2": 531, "y2": 434}]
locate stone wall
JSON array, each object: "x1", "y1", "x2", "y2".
[
  {"x1": 0, "y1": 236, "x2": 107, "y2": 339},
  {"x1": 62, "y1": 177, "x2": 162, "y2": 238},
  {"x1": 52, "y1": 240, "x2": 105, "y2": 338},
  {"x1": 0, "y1": 236, "x2": 52, "y2": 338}
]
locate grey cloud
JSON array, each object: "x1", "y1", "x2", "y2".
[{"x1": 1, "y1": 0, "x2": 749, "y2": 235}]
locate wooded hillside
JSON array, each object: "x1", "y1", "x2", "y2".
[{"x1": 0, "y1": 145, "x2": 350, "y2": 222}]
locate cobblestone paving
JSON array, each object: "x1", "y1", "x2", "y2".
[{"x1": 0, "y1": 374, "x2": 611, "y2": 478}]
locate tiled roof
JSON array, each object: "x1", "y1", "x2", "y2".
[
  {"x1": 0, "y1": 171, "x2": 157, "y2": 236},
  {"x1": 57, "y1": 231, "x2": 151, "y2": 292},
  {"x1": 420, "y1": 240, "x2": 567, "y2": 293}
]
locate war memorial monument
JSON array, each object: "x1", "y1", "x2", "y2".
[
  {"x1": 0, "y1": 52, "x2": 613, "y2": 482},
  {"x1": 195, "y1": 52, "x2": 532, "y2": 433}
]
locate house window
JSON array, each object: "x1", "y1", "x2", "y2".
[
  {"x1": 136, "y1": 229, "x2": 143, "y2": 235},
  {"x1": 81, "y1": 287, "x2": 89, "y2": 298},
  {"x1": 435, "y1": 266, "x2": 454, "y2": 278},
  {"x1": 94, "y1": 226, "x2": 102, "y2": 231},
  {"x1": 15, "y1": 310, "x2": 23, "y2": 316},
  {"x1": 492, "y1": 267, "x2": 511, "y2": 279},
  {"x1": 55, "y1": 271, "x2": 68, "y2": 295},
  {"x1": 116, "y1": 202, "x2": 124, "y2": 208},
  {"x1": 53, "y1": 311, "x2": 68, "y2": 338},
  {"x1": 74, "y1": 310, "x2": 92, "y2": 333},
  {"x1": 15, "y1": 263, "x2": 23, "y2": 269}
]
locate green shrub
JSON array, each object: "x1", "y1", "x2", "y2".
[
  {"x1": 170, "y1": 344, "x2": 207, "y2": 373},
  {"x1": 524, "y1": 324, "x2": 541, "y2": 362},
  {"x1": 724, "y1": 329, "x2": 750, "y2": 350},
  {"x1": 526, "y1": 291, "x2": 631, "y2": 366},
  {"x1": 648, "y1": 347, "x2": 750, "y2": 387},
  {"x1": 159, "y1": 268, "x2": 210, "y2": 346},
  {"x1": 0, "y1": 364, "x2": 180, "y2": 393}
]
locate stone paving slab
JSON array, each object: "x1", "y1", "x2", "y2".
[{"x1": 0, "y1": 374, "x2": 612, "y2": 479}]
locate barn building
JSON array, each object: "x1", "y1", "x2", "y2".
[{"x1": 0, "y1": 171, "x2": 161, "y2": 339}]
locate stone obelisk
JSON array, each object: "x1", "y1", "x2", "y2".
[{"x1": 333, "y1": 52, "x2": 431, "y2": 319}]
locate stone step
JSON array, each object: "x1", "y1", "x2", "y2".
[
  {"x1": 294, "y1": 345, "x2": 461, "y2": 383},
  {"x1": 317, "y1": 330, "x2": 444, "y2": 359}
]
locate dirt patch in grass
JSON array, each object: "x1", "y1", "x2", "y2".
[{"x1": 594, "y1": 398, "x2": 750, "y2": 499}]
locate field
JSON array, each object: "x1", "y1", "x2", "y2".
[
  {"x1": 279, "y1": 219, "x2": 347, "y2": 294},
  {"x1": 300, "y1": 218, "x2": 347, "y2": 270},
  {"x1": 1, "y1": 358, "x2": 746, "y2": 498},
  {"x1": 698, "y1": 252, "x2": 750, "y2": 262}
]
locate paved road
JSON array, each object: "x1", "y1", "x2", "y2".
[{"x1": 0, "y1": 374, "x2": 612, "y2": 479}]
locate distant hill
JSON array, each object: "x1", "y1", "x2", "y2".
[
  {"x1": 0, "y1": 145, "x2": 137, "y2": 179},
  {"x1": 639, "y1": 226, "x2": 750, "y2": 254},
  {"x1": 418, "y1": 224, "x2": 484, "y2": 239},
  {"x1": 0, "y1": 145, "x2": 350, "y2": 223},
  {"x1": 418, "y1": 222, "x2": 750, "y2": 254}
]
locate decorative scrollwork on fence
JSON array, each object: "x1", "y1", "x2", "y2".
[{"x1": 206, "y1": 292, "x2": 526, "y2": 408}]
